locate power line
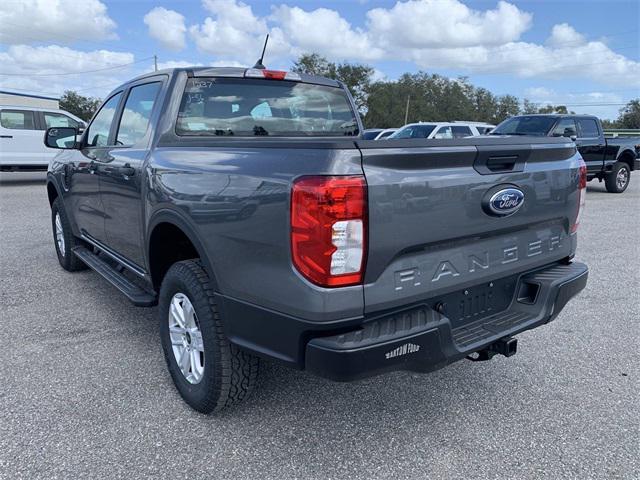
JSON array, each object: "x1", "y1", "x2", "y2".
[{"x1": 0, "y1": 57, "x2": 154, "y2": 76}]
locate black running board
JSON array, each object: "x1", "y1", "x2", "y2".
[{"x1": 72, "y1": 246, "x2": 157, "y2": 306}]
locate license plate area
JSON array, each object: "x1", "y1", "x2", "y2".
[{"x1": 431, "y1": 274, "x2": 519, "y2": 329}]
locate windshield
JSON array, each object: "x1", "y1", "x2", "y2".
[
  {"x1": 389, "y1": 124, "x2": 436, "y2": 139},
  {"x1": 176, "y1": 78, "x2": 358, "y2": 137},
  {"x1": 491, "y1": 116, "x2": 558, "y2": 136}
]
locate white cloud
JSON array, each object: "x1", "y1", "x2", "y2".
[
  {"x1": 144, "y1": 7, "x2": 187, "y2": 52},
  {"x1": 156, "y1": 60, "x2": 203, "y2": 70},
  {"x1": 0, "y1": 0, "x2": 117, "y2": 43},
  {"x1": 271, "y1": 6, "x2": 382, "y2": 60},
  {"x1": 189, "y1": 0, "x2": 289, "y2": 63},
  {"x1": 0, "y1": 45, "x2": 141, "y2": 99},
  {"x1": 185, "y1": 0, "x2": 640, "y2": 88},
  {"x1": 523, "y1": 87, "x2": 625, "y2": 120},
  {"x1": 547, "y1": 23, "x2": 585, "y2": 47},
  {"x1": 366, "y1": 0, "x2": 532, "y2": 49}
]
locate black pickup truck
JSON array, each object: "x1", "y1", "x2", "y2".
[{"x1": 491, "y1": 114, "x2": 640, "y2": 193}]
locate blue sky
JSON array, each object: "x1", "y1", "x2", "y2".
[{"x1": 1, "y1": 0, "x2": 638, "y2": 119}]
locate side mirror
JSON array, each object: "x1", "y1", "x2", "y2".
[
  {"x1": 563, "y1": 128, "x2": 577, "y2": 138},
  {"x1": 45, "y1": 127, "x2": 79, "y2": 149},
  {"x1": 77, "y1": 123, "x2": 86, "y2": 134}
]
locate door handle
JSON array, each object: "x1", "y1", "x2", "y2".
[
  {"x1": 0, "y1": 135, "x2": 13, "y2": 138},
  {"x1": 118, "y1": 165, "x2": 136, "y2": 177}
]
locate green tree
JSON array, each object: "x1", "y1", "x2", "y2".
[
  {"x1": 292, "y1": 53, "x2": 374, "y2": 114},
  {"x1": 493, "y1": 95, "x2": 521, "y2": 124},
  {"x1": 616, "y1": 99, "x2": 640, "y2": 128},
  {"x1": 59, "y1": 90, "x2": 102, "y2": 121}
]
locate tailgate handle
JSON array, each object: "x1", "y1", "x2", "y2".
[{"x1": 486, "y1": 155, "x2": 519, "y2": 171}]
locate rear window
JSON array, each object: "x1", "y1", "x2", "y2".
[{"x1": 176, "y1": 78, "x2": 358, "y2": 137}]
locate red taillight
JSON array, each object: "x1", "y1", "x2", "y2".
[
  {"x1": 291, "y1": 176, "x2": 367, "y2": 287},
  {"x1": 570, "y1": 161, "x2": 587, "y2": 233}
]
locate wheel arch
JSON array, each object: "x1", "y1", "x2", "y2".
[
  {"x1": 46, "y1": 177, "x2": 60, "y2": 207},
  {"x1": 617, "y1": 149, "x2": 636, "y2": 171},
  {"x1": 146, "y1": 209, "x2": 219, "y2": 292}
]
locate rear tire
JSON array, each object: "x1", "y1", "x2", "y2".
[
  {"x1": 605, "y1": 161, "x2": 630, "y2": 193},
  {"x1": 159, "y1": 260, "x2": 259, "y2": 413},
  {"x1": 51, "y1": 197, "x2": 87, "y2": 271}
]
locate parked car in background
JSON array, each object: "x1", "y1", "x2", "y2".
[
  {"x1": 362, "y1": 128, "x2": 384, "y2": 140},
  {"x1": 389, "y1": 121, "x2": 495, "y2": 139},
  {"x1": 45, "y1": 66, "x2": 588, "y2": 413},
  {"x1": 491, "y1": 114, "x2": 640, "y2": 193},
  {"x1": 374, "y1": 128, "x2": 397, "y2": 140},
  {"x1": 0, "y1": 106, "x2": 85, "y2": 171}
]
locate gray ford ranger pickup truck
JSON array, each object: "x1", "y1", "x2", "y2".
[{"x1": 45, "y1": 67, "x2": 589, "y2": 413}]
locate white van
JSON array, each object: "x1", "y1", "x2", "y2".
[{"x1": 0, "y1": 106, "x2": 85, "y2": 170}]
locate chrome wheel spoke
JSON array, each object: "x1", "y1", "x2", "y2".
[
  {"x1": 55, "y1": 213, "x2": 65, "y2": 255},
  {"x1": 179, "y1": 346, "x2": 191, "y2": 374},
  {"x1": 168, "y1": 293, "x2": 205, "y2": 384}
]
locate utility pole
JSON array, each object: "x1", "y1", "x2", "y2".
[
  {"x1": 404, "y1": 95, "x2": 410, "y2": 124},
  {"x1": 154, "y1": 55, "x2": 158, "y2": 72}
]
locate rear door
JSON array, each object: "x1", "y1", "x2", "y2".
[
  {"x1": 575, "y1": 117, "x2": 606, "y2": 175},
  {"x1": 97, "y1": 79, "x2": 163, "y2": 267},
  {"x1": 358, "y1": 137, "x2": 582, "y2": 314},
  {"x1": 0, "y1": 109, "x2": 43, "y2": 166}
]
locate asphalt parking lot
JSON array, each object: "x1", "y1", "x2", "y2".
[{"x1": 1, "y1": 171, "x2": 638, "y2": 479}]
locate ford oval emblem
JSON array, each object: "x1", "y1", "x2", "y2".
[{"x1": 487, "y1": 188, "x2": 525, "y2": 216}]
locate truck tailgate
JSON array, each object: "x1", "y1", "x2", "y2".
[{"x1": 358, "y1": 136, "x2": 582, "y2": 313}]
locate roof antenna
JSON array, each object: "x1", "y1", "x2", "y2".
[{"x1": 252, "y1": 34, "x2": 269, "y2": 70}]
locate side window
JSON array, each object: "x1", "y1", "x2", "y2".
[
  {"x1": 85, "y1": 92, "x2": 122, "y2": 147},
  {"x1": 0, "y1": 110, "x2": 35, "y2": 130},
  {"x1": 116, "y1": 82, "x2": 162, "y2": 146},
  {"x1": 451, "y1": 126, "x2": 472, "y2": 138},
  {"x1": 577, "y1": 118, "x2": 599, "y2": 138},
  {"x1": 551, "y1": 119, "x2": 577, "y2": 137},
  {"x1": 434, "y1": 126, "x2": 452, "y2": 139},
  {"x1": 44, "y1": 112, "x2": 79, "y2": 129}
]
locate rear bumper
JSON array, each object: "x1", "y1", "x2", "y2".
[{"x1": 305, "y1": 262, "x2": 588, "y2": 381}]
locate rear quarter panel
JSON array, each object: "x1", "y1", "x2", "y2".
[{"x1": 146, "y1": 143, "x2": 365, "y2": 321}]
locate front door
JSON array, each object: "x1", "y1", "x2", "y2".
[
  {"x1": 97, "y1": 80, "x2": 163, "y2": 267},
  {"x1": 67, "y1": 91, "x2": 124, "y2": 244}
]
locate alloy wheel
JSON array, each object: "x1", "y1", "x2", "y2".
[
  {"x1": 168, "y1": 293, "x2": 205, "y2": 384},
  {"x1": 616, "y1": 167, "x2": 629, "y2": 190},
  {"x1": 55, "y1": 213, "x2": 65, "y2": 256}
]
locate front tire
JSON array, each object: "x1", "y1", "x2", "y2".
[
  {"x1": 51, "y1": 197, "x2": 87, "y2": 271},
  {"x1": 159, "y1": 260, "x2": 259, "y2": 413},
  {"x1": 605, "y1": 162, "x2": 630, "y2": 193}
]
